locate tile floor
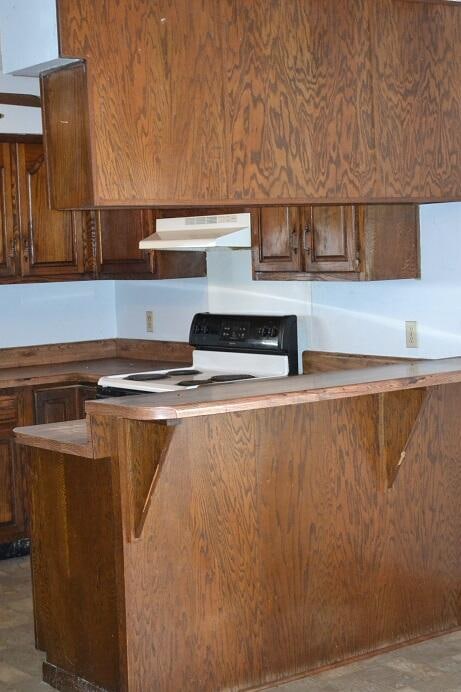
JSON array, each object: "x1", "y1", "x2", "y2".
[{"x1": 0, "y1": 557, "x2": 460, "y2": 691}]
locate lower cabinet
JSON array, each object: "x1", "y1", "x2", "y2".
[
  {"x1": 0, "y1": 391, "x2": 29, "y2": 546},
  {"x1": 252, "y1": 204, "x2": 420, "y2": 281},
  {"x1": 34, "y1": 384, "x2": 98, "y2": 425},
  {"x1": 0, "y1": 383, "x2": 98, "y2": 550}
]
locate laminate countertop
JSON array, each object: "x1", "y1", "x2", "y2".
[
  {"x1": 0, "y1": 357, "x2": 189, "y2": 390},
  {"x1": 82, "y1": 356, "x2": 461, "y2": 421},
  {"x1": 15, "y1": 355, "x2": 461, "y2": 459}
]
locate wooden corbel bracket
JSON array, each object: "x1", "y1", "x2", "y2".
[
  {"x1": 377, "y1": 387, "x2": 435, "y2": 490},
  {"x1": 120, "y1": 419, "x2": 180, "y2": 542}
]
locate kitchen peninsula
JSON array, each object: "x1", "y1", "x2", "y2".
[{"x1": 15, "y1": 358, "x2": 461, "y2": 692}]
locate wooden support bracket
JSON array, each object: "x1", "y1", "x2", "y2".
[
  {"x1": 377, "y1": 387, "x2": 434, "y2": 489},
  {"x1": 133, "y1": 424, "x2": 176, "y2": 539},
  {"x1": 118, "y1": 419, "x2": 180, "y2": 542}
]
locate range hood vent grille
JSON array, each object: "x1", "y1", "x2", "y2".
[{"x1": 139, "y1": 212, "x2": 251, "y2": 251}]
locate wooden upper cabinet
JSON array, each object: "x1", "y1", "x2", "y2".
[
  {"x1": 15, "y1": 142, "x2": 84, "y2": 279},
  {"x1": 253, "y1": 208, "x2": 302, "y2": 273},
  {"x1": 303, "y1": 206, "x2": 358, "y2": 273},
  {"x1": 253, "y1": 204, "x2": 420, "y2": 281},
  {"x1": 371, "y1": 0, "x2": 461, "y2": 200},
  {"x1": 0, "y1": 144, "x2": 16, "y2": 278},
  {"x1": 41, "y1": 0, "x2": 461, "y2": 208},
  {"x1": 93, "y1": 208, "x2": 206, "y2": 280},
  {"x1": 94, "y1": 208, "x2": 154, "y2": 278}
]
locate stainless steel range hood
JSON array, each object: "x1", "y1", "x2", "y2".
[{"x1": 139, "y1": 212, "x2": 251, "y2": 251}]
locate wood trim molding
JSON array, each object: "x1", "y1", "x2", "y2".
[
  {"x1": 0, "y1": 134, "x2": 42, "y2": 144},
  {"x1": 0, "y1": 93, "x2": 41, "y2": 108},
  {"x1": 0, "y1": 339, "x2": 192, "y2": 370},
  {"x1": 303, "y1": 350, "x2": 421, "y2": 374}
]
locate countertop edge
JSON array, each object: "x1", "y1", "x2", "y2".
[{"x1": 84, "y1": 358, "x2": 461, "y2": 421}]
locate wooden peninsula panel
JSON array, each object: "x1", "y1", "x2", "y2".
[
  {"x1": 16, "y1": 381, "x2": 461, "y2": 691},
  {"x1": 42, "y1": 0, "x2": 461, "y2": 207}
]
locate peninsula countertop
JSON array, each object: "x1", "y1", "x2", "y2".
[
  {"x1": 14, "y1": 357, "x2": 461, "y2": 461},
  {"x1": 81, "y1": 356, "x2": 461, "y2": 421}
]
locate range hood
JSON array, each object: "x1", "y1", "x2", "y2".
[{"x1": 139, "y1": 212, "x2": 251, "y2": 251}]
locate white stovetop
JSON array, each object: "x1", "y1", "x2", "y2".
[{"x1": 98, "y1": 350, "x2": 289, "y2": 393}]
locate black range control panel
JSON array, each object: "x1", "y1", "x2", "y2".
[{"x1": 189, "y1": 313, "x2": 298, "y2": 375}]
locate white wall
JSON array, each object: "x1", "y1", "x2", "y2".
[
  {"x1": 0, "y1": 50, "x2": 42, "y2": 133},
  {"x1": 309, "y1": 203, "x2": 461, "y2": 358},
  {"x1": 3, "y1": 203, "x2": 461, "y2": 362},
  {"x1": 114, "y1": 251, "x2": 310, "y2": 371},
  {"x1": 206, "y1": 250, "x2": 310, "y2": 370},
  {"x1": 0, "y1": 281, "x2": 116, "y2": 348},
  {"x1": 0, "y1": 0, "x2": 74, "y2": 76},
  {"x1": 114, "y1": 278, "x2": 209, "y2": 342}
]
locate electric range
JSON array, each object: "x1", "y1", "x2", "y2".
[{"x1": 97, "y1": 313, "x2": 298, "y2": 398}]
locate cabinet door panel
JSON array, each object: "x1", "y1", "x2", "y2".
[
  {"x1": 0, "y1": 144, "x2": 16, "y2": 278},
  {"x1": 77, "y1": 385, "x2": 97, "y2": 419},
  {"x1": 304, "y1": 206, "x2": 358, "y2": 273},
  {"x1": 0, "y1": 439, "x2": 15, "y2": 524},
  {"x1": 34, "y1": 387, "x2": 78, "y2": 425},
  {"x1": 0, "y1": 393, "x2": 26, "y2": 543},
  {"x1": 253, "y1": 207, "x2": 302, "y2": 272},
  {"x1": 96, "y1": 208, "x2": 154, "y2": 277},
  {"x1": 16, "y1": 143, "x2": 84, "y2": 278}
]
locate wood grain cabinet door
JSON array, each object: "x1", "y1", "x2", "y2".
[
  {"x1": 77, "y1": 385, "x2": 97, "y2": 419},
  {"x1": 0, "y1": 144, "x2": 17, "y2": 279},
  {"x1": 0, "y1": 394, "x2": 26, "y2": 544},
  {"x1": 95, "y1": 208, "x2": 154, "y2": 278},
  {"x1": 34, "y1": 387, "x2": 78, "y2": 425},
  {"x1": 303, "y1": 205, "x2": 358, "y2": 273},
  {"x1": 253, "y1": 207, "x2": 303, "y2": 272},
  {"x1": 15, "y1": 142, "x2": 84, "y2": 279}
]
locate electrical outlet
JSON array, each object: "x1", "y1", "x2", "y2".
[
  {"x1": 145, "y1": 310, "x2": 154, "y2": 333},
  {"x1": 405, "y1": 321, "x2": 418, "y2": 348}
]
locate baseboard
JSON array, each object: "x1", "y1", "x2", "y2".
[{"x1": 43, "y1": 662, "x2": 108, "y2": 692}]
